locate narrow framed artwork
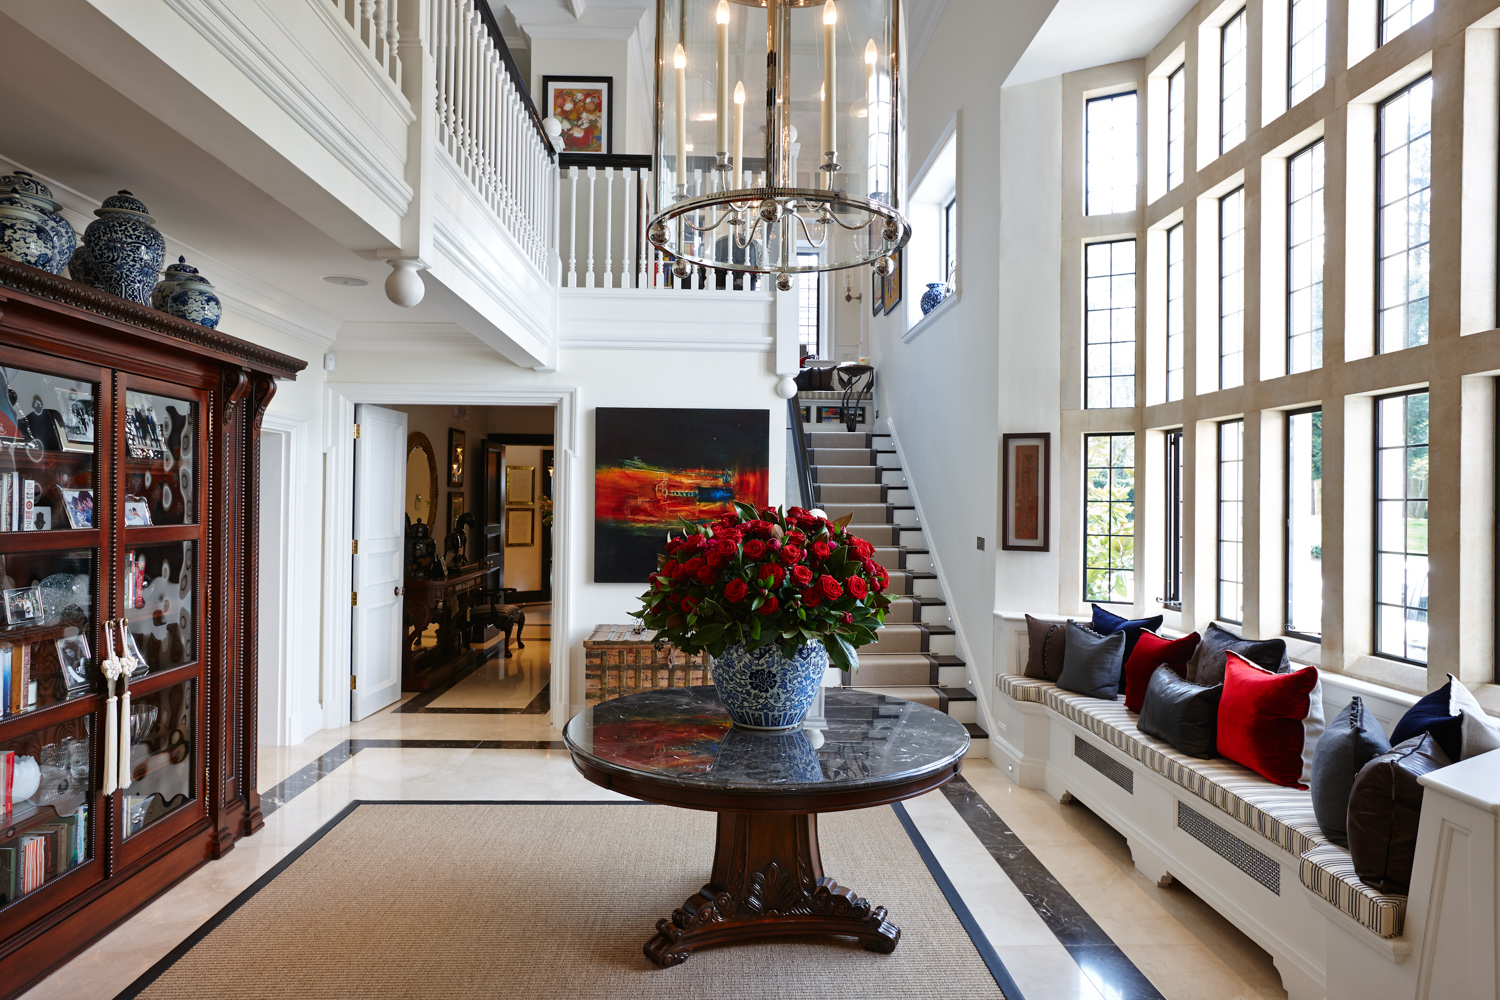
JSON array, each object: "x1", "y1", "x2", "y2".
[
  {"x1": 506, "y1": 465, "x2": 535, "y2": 506},
  {"x1": 447, "y1": 428, "x2": 466, "y2": 488},
  {"x1": 543, "y1": 76, "x2": 613, "y2": 154},
  {"x1": 447, "y1": 491, "x2": 465, "y2": 533},
  {"x1": 1001, "y1": 433, "x2": 1050, "y2": 551},
  {"x1": 870, "y1": 265, "x2": 885, "y2": 316},
  {"x1": 506, "y1": 507, "x2": 535, "y2": 547},
  {"x1": 881, "y1": 249, "x2": 903, "y2": 315}
]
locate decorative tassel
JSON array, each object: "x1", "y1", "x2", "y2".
[
  {"x1": 116, "y1": 620, "x2": 134, "y2": 792},
  {"x1": 101, "y1": 624, "x2": 119, "y2": 796}
]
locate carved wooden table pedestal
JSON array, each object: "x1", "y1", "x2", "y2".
[{"x1": 563, "y1": 687, "x2": 969, "y2": 967}]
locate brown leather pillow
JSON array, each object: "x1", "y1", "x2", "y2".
[
  {"x1": 1346, "y1": 733, "x2": 1450, "y2": 892},
  {"x1": 1024, "y1": 615, "x2": 1066, "y2": 681}
]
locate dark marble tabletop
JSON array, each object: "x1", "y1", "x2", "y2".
[{"x1": 564, "y1": 686, "x2": 969, "y2": 795}]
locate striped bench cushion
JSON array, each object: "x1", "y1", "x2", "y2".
[
  {"x1": 1042, "y1": 686, "x2": 1328, "y2": 858},
  {"x1": 1299, "y1": 844, "x2": 1407, "y2": 937},
  {"x1": 997, "y1": 674, "x2": 1051, "y2": 703}
]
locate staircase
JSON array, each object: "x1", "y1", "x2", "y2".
[{"x1": 799, "y1": 402, "x2": 988, "y2": 756}]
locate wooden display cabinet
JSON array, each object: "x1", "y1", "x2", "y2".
[{"x1": 0, "y1": 258, "x2": 304, "y2": 998}]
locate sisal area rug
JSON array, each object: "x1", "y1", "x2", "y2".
[{"x1": 117, "y1": 801, "x2": 1014, "y2": 1000}]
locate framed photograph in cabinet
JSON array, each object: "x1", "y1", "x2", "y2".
[
  {"x1": 3, "y1": 585, "x2": 44, "y2": 625},
  {"x1": 54, "y1": 634, "x2": 90, "y2": 693},
  {"x1": 506, "y1": 465, "x2": 535, "y2": 506},
  {"x1": 505, "y1": 508, "x2": 534, "y2": 547},
  {"x1": 447, "y1": 428, "x2": 465, "y2": 488},
  {"x1": 1001, "y1": 433, "x2": 1050, "y2": 552}
]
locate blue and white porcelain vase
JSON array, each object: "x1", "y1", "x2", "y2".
[
  {"x1": 0, "y1": 171, "x2": 75, "y2": 274},
  {"x1": 82, "y1": 190, "x2": 165, "y2": 305},
  {"x1": 711, "y1": 726, "x2": 824, "y2": 782},
  {"x1": 152, "y1": 256, "x2": 223, "y2": 329},
  {"x1": 920, "y1": 282, "x2": 948, "y2": 315},
  {"x1": 0, "y1": 190, "x2": 57, "y2": 272},
  {"x1": 711, "y1": 640, "x2": 828, "y2": 731}
]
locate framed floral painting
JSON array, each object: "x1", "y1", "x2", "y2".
[{"x1": 543, "y1": 76, "x2": 613, "y2": 154}]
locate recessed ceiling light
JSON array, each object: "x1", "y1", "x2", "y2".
[{"x1": 321, "y1": 274, "x2": 369, "y2": 287}]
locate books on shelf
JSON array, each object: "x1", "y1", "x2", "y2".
[
  {"x1": 20, "y1": 834, "x2": 46, "y2": 894},
  {"x1": 0, "y1": 474, "x2": 41, "y2": 532},
  {"x1": 4, "y1": 645, "x2": 34, "y2": 716}
]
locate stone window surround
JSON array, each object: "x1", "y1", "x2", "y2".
[{"x1": 1057, "y1": 2, "x2": 1500, "y2": 707}]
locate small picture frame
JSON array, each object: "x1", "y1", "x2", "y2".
[
  {"x1": 31, "y1": 506, "x2": 50, "y2": 531},
  {"x1": 447, "y1": 491, "x2": 466, "y2": 533},
  {"x1": 1001, "y1": 433, "x2": 1051, "y2": 551},
  {"x1": 60, "y1": 488, "x2": 95, "y2": 529},
  {"x1": 506, "y1": 465, "x2": 535, "y2": 506},
  {"x1": 124, "y1": 495, "x2": 153, "y2": 527},
  {"x1": 3, "y1": 585, "x2": 44, "y2": 626},
  {"x1": 54, "y1": 634, "x2": 90, "y2": 692},
  {"x1": 882, "y1": 249, "x2": 903, "y2": 315},
  {"x1": 543, "y1": 76, "x2": 613, "y2": 154},
  {"x1": 871, "y1": 266, "x2": 885, "y2": 317},
  {"x1": 447, "y1": 428, "x2": 466, "y2": 488},
  {"x1": 505, "y1": 507, "x2": 535, "y2": 547},
  {"x1": 54, "y1": 387, "x2": 94, "y2": 448}
]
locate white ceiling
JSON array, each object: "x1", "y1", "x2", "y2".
[{"x1": 1005, "y1": 0, "x2": 1199, "y2": 86}]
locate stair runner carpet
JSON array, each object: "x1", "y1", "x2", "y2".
[{"x1": 803, "y1": 422, "x2": 983, "y2": 744}]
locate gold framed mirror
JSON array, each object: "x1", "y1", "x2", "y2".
[{"x1": 406, "y1": 432, "x2": 439, "y2": 527}]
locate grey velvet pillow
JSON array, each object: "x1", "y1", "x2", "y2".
[
  {"x1": 1056, "y1": 622, "x2": 1125, "y2": 700},
  {"x1": 1309, "y1": 697, "x2": 1392, "y2": 847},
  {"x1": 1188, "y1": 621, "x2": 1290, "y2": 686}
]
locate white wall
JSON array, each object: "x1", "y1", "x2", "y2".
[
  {"x1": 866, "y1": 0, "x2": 1060, "y2": 733},
  {"x1": 530, "y1": 37, "x2": 651, "y2": 155}
]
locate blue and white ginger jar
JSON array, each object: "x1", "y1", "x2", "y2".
[
  {"x1": 0, "y1": 190, "x2": 56, "y2": 273},
  {"x1": 82, "y1": 190, "x2": 165, "y2": 305},
  {"x1": 711, "y1": 639, "x2": 828, "y2": 730},
  {"x1": 0, "y1": 171, "x2": 75, "y2": 274},
  {"x1": 920, "y1": 282, "x2": 948, "y2": 315},
  {"x1": 152, "y1": 256, "x2": 222, "y2": 329}
]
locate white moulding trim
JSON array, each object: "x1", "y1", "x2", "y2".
[{"x1": 901, "y1": 289, "x2": 959, "y2": 344}]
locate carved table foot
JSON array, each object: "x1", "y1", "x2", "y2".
[{"x1": 642, "y1": 811, "x2": 901, "y2": 967}]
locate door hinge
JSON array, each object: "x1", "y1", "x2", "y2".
[
  {"x1": 351, "y1": 674, "x2": 357, "y2": 690},
  {"x1": 351, "y1": 590, "x2": 358, "y2": 606},
  {"x1": 352, "y1": 539, "x2": 359, "y2": 554},
  {"x1": 353, "y1": 422, "x2": 361, "y2": 439}
]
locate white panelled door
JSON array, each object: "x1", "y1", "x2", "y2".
[{"x1": 351, "y1": 404, "x2": 407, "y2": 720}]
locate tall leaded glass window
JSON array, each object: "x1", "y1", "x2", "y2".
[
  {"x1": 1218, "y1": 419, "x2": 1244, "y2": 623},
  {"x1": 1288, "y1": 140, "x2": 1325, "y2": 373},
  {"x1": 1221, "y1": 9, "x2": 1248, "y2": 154},
  {"x1": 1167, "y1": 223, "x2": 1185, "y2": 401},
  {"x1": 1164, "y1": 428, "x2": 1184, "y2": 608},
  {"x1": 797, "y1": 250, "x2": 821, "y2": 355},
  {"x1": 1381, "y1": 0, "x2": 1435, "y2": 45},
  {"x1": 1167, "y1": 65, "x2": 1186, "y2": 190},
  {"x1": 1084, "y1": 433, "x2": 1136, "y2": 604},
  {"x1": 1084, "y1": 239, "x2": 1137, "y2": 408},
  {"x1": 1219, "y1": 187, "x2": 1245, "y2": 389},
  {"x1": 1377, "y1": 76, "x2": 1432, "y2": 354},
  {"x1": 1376, "y1": 390, "x2": 1429, "y2": 663},
  {"x1": 1289, "y1": 0, "x2": 1327, "y2": 106},
  {"x1": 1286, "y1": 409, "x2": 1323, "y2": 638},
  {"x1": 1085, "y1": 91, "x2": 1138, "y2": 215}
]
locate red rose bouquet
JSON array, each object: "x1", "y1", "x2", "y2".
[{"x1": 632, "y1": 502, "x2": 891, "y2": 671}]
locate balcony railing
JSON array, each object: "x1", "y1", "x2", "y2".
[{"x1": 332, "y1": 0, "x2": 402, "y2": 88}]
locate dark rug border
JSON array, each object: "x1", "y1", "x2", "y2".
[{"x1": 115, "y1": 799, "x2": 1021, "y2": 1000}]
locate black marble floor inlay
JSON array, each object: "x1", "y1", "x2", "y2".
[
  {"x1": 940, "y1": 775, "x2": 1167, "y2": 1000},
  {"x1": 258, "y1": 739, "x2": 568, "y2": 820}
]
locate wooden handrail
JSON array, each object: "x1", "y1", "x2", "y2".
[
  {"x1": 559, "y1": 153, "x2": 654, "y2": 170},
  {"x1": 475, "y1": 1, "x2": 556, "y2": 161}
]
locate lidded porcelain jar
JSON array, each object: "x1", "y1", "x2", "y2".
[
  {"x1": 82, "y1": 190, "x2": 165, "y2": 305},
  {"x1": 152, "y1": 256, "x2": 223, "y2": 329},
  {"x1": 0, "y1": 170, "x2": 76, "y2": 274},
  {"x1": 0, "y1": 189, "x2": 57, "y2": 272}
]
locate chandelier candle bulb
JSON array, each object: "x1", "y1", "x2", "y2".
[
  {"x1": 733, "y1": 81, "x2": 746, "y2": 188},
  {"x1": 823, "y1": 0, "x2": 837, "y2": 169},
  {"x1": 865, "y1": 39, "x2": 877, "y2": 122},
  {"x1": 716, "y1": 0, "x2": 730, "y2": 161},
  {"x1": 674, "y1": 43, "x2": 688, "y2": 194}
]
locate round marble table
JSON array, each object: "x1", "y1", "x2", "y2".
[{"x1": 563, "y1": 686, "x2": 970, "y2": 966}]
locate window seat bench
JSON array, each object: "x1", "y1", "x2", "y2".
[{"x1": 988, "y1": 612, "x2": 1500, "y2": 1000}]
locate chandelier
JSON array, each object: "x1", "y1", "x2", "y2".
[{"x1": 649, "y1": 0, "x2": 908, "y2": 289}]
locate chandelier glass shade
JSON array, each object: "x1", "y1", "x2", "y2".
[{"x1": 650, "y1": 0, "x2": 908, "y2": 285}]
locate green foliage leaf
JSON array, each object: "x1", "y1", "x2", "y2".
[{"x1": 824, "y1": 632, "x2": 857, "y2": 672}]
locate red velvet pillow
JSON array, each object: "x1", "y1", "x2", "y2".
[
  {"x1": 1122, "y1": 631, "x2": 1201, "y2": 713},
  {"x1": 1217, "y1": 652, "x2": 1320, "y2": 787}
]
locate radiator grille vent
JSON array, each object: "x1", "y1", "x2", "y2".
[
  {"x1": 1177, "y1": 801, "x2": 1280, "y2": 894},
  {"x1": 1073, "y1": 736, "x2": 1133, "y2": 793}
]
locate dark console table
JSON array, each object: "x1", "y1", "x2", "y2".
[
  {"x1": 401, "y1": 565, "x2": 486, "y2": 690},
  {"x1": 563, "y1": 686, "x2": 969, "y2": 966}
]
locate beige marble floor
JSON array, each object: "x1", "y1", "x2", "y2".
[
  {"x1": 28, "y1": 699, "x2": 1286, "y2": 1000},
  {"x1": 429, "y1": 638, "x2": 551, "y2": 709}
]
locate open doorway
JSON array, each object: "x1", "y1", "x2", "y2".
[{"x1": 349, "y1": 402, "x2": 557, "y2": 721}]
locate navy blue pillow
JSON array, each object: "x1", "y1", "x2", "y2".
[
  {"x1": 1090, "y1": 605, "x2": 1164, "y2": 661},
  {"x1": 1392, "y1": 681, "x2": 1464, "y2": 762}
]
